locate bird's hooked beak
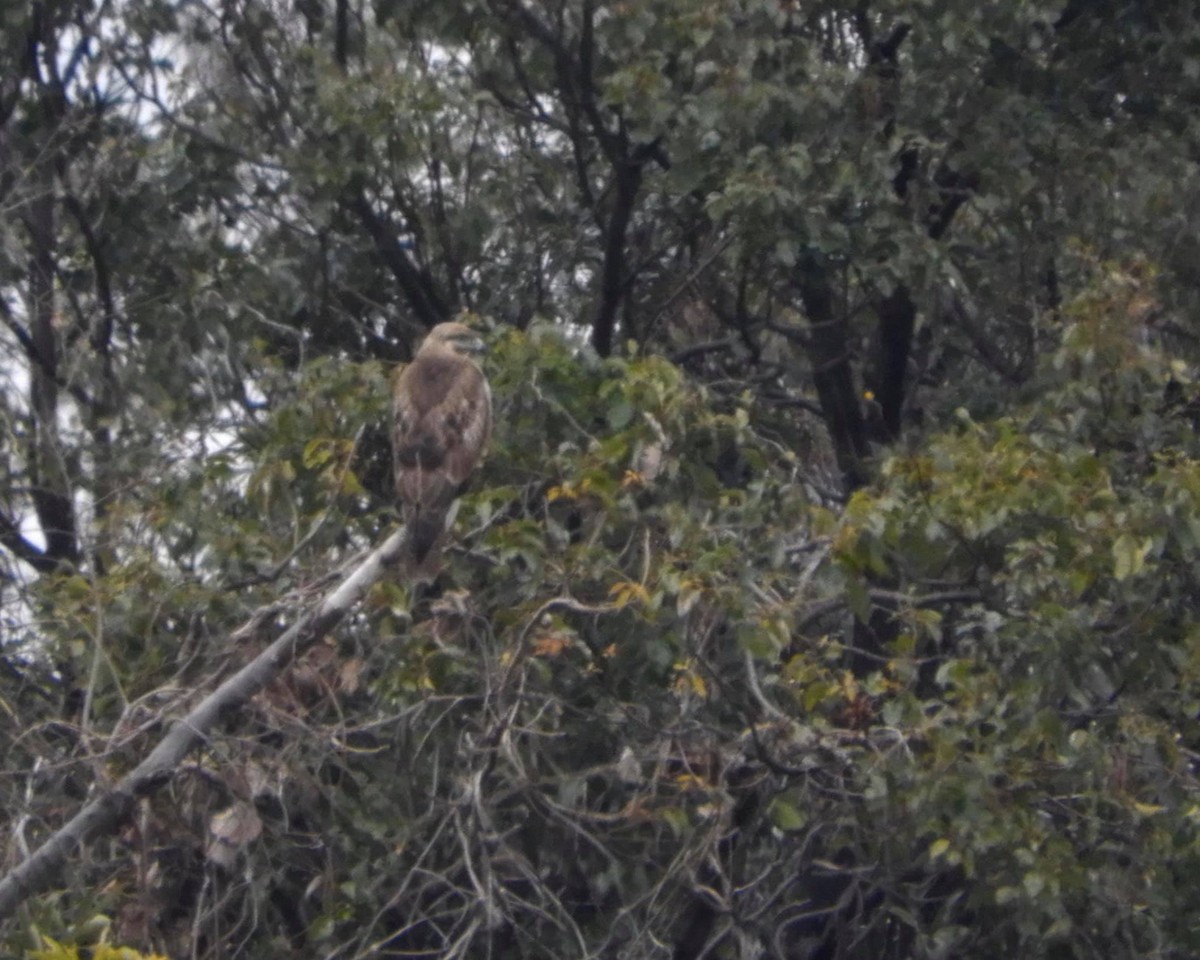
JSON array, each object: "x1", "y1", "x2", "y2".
[{"x1": 460, "y1": 335, "x2": 488, "y2": 356}]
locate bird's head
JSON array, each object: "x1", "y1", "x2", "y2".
[{"x1": 420, "y1": 322, "x2": 487, "y2": 358}]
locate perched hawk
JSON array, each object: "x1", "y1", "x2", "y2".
[{"x1": 392, "y1": 322, "x2": 492, "y2": 578}]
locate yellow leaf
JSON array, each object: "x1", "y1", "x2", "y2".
[
  {"x1": 302, "y1": 438, "x2": 335, "y2": 469},
  {"x1": 677, "y1": 579, "x2": 704, "y2": 617},
  {"x1": 928, "y1": 837, "x2": 951, "y2": 860},
  {"x1": 1112, "y1": 533, "x2": 1151, "y2": 581},
  {"x1": 340, "y1": 469, "x2": 365, "y2": 496},
  {"x1": 95, "y1": 948, "x2": 168, "y2": 960},
  {"x1": 609, "y1": 580, "x2": 649, "y2": 608},
  {"x1": 672, "y1": 660, "x2": 709, "y2": 699},
  {"x1": 29, "y1": 937, "x2": 83, "y2": 960}
]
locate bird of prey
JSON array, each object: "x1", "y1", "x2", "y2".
[{"x1": 392, "y1": 322, "x2": 492, "y2": 579}]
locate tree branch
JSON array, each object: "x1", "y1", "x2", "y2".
[
  {"x1": 0, "y1": 525, "x2": 412, "y2": 921},
  {"x1": 60, "y1": 189, "x2": 115, "y2": 359},
  {"x1": 0, "y1": 508, "x2": 55, "y2": 574},
  {"x1": 346, "y1": 189, "x2": 451, "y2": 331},
  {"x1": 0, "y1": 303, "x2": 94, "y2": 411},
  {"x1": 495, "y1": 0, "x2": 650, "y2": 357}
]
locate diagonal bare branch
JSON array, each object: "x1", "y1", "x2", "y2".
[{"x1": 0, "y1": 525, "x2": 412, "y2": 922}]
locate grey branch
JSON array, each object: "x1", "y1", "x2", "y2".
[{"x1": 0, "y1": 525, "x2": 410, "y2": 922}]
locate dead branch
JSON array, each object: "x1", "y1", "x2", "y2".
[{"x1": 0, "y1": 526, "x2": 411, "y2": 923}]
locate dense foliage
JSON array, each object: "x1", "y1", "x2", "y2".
[{"x1": 4, "y1": 0, "x2": 1200, "y2": 957}]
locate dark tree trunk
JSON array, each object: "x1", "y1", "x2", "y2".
[
  {"x1": 26, "y1": 180, "x2": 79, "y2": 568},
  {"x1": 871, "y1": 284, "x2": 917, "y2": 442},
  {"x1": 796, "y1": 255, "x2": 871, "y2": 491}
]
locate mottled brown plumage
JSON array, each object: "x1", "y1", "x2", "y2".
[{"x1": 392, "y1": 322, "x2": 492, "y2": 578}]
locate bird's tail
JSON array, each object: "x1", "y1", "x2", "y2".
[
  {"x1": 403, "y1": 501, "x2": 458, "y2": 583},
  {"x1": 410, "y1": 507, "x2": 445, "y2": 565}
]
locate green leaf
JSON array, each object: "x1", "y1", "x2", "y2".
[
  {"x1": 844, "y1": 575, "x2": 871, "y2": 623},
  {"x1": 1022, "y1": 872, "x2": 1045, "y2": 898},
  {"x1": 768, "y1": 797, "x2": 807, "y2": 832},
  {"x1": 607, "y1": 395, "x2": 634, "y2": 430}
]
